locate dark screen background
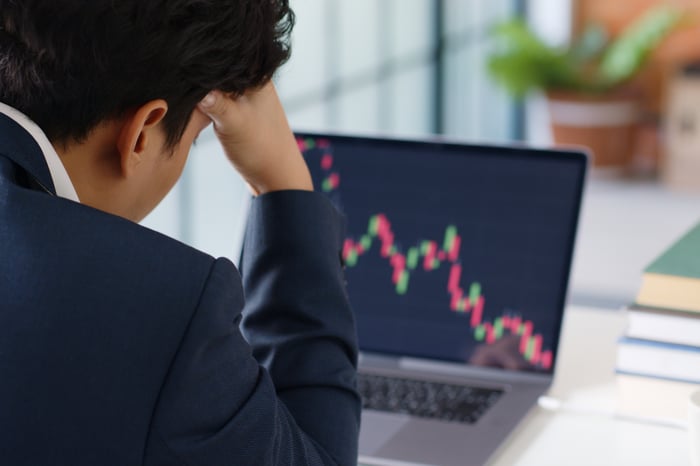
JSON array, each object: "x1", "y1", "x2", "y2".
[{"x1": 297, "y1": 133, "x2": 585, "y2": 374}]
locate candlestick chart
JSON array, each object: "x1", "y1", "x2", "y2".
[
  {"x1": 296, "y1": 136, "x2": 579, "y2": 372},
  {"x1": 341, "y1": 214, "x2": 553, "y2": 370}
]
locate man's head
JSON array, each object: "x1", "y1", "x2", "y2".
[{"x1": 0, "y1": 0, "x2": 294, "y2": 220}]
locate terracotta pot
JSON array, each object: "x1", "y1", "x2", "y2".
[{"x1": 547, "y1": 90, "x2": 642, "y2": 167}]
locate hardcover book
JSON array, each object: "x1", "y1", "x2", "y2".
[
  {"x1": 626, "y1": 304, "x2": 700, "y2": 347},
  {"x1": 636, "y1": 220, "x2": 700, "y2": 312}
]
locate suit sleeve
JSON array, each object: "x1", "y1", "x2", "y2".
[{"x1": 143, "y1": 191, "x2": 360, "y2": 466}]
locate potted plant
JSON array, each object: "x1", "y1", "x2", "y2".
[{"x1": 488, "y1": 5, "x2": 684, "y2": 167}]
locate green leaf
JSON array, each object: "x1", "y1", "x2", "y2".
[
  {"x1": 599, "y1": 5, "x2": 683, "y2": 86},
  {"x1": 486, "y1": 6, "x2": 685, "y2": 96},
  {"x1": 487, "y1": 19, "x2": 579, "y2": 97},
  {"x1": 570, "y1": 23, "x2": 608, "y2": 64}
]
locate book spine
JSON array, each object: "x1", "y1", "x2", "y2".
[
  {"x1": 615, "y1": 369, "x2": 700, "y2": 385},
  {"x1": 626, "y1": 310, "x2": 700, "y2": 347},
  {"x1": 616, "y1": 337, "x2": 700, "y2": 384}
]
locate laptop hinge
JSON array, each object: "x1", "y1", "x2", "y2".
[{"x1": 397, "y1": 356, "x2": 552, "y2": 385}]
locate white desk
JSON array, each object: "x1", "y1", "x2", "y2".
[
  {"x1": 360, "y1": 306, "x2": 692, "y2": 466},
  {"x1": 490, "y1": 306, "x2": 690, "y2": 466}
]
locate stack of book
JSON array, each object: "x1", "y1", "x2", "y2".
[{"x1": 616, "y1": 220, "x2": 700, "y2": 420}]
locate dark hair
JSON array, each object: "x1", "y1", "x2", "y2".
[{"x1": 0, "y1": 0, "x2": 294, "y2": 147}]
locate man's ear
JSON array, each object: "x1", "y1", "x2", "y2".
[{"x1": 116, "y1": 100, "x2": 168, "y2": 177}]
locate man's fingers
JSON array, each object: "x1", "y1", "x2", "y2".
[{"x1": 198, "y1": 90, "x2": 233, "y2": 132}]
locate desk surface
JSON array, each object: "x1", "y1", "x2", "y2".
[{"x1": 360, "y1": 306, "x2": 692, "y2": 466}]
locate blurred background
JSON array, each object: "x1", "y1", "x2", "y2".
[{"x1": 143, "y1": 0, "x2": 700, "y2": 310}]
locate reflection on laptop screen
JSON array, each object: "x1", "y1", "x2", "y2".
[{"x1": 297, "y1": 133, "x2": 585, "y2": 374}]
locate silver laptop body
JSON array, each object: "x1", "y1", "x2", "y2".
[{"x1": 291, "y1": 133, "x2": 587, "y2": 466}]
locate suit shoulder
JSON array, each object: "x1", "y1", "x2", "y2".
[
  {"x1": 60, "y1": 196, "x2": 214, "y2": 268},
  {"x1": 5, "y1": 189, "x2": 222, "y2": 305}
]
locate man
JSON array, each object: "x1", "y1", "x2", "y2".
[{"x1": 0, "y1": 1, "x2": 359, "y2": 465}]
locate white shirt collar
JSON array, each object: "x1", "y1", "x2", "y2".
[{"x1": 0, "y1": 102, "x2": 80, "y2": 202}]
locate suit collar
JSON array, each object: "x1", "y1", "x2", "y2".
[{"x1": 0, "y1": 113, "x2": 56, "y2": 195}]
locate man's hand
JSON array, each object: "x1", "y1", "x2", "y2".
[{"x1": 197, "y1": 82, "x2": 313, "y2": 195}]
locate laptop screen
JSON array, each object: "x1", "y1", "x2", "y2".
[{"x1": 296, "y1": 133, "x2": 586, "y2": 374}]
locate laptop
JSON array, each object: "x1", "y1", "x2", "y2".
[{"x1": 247, "y1": 132, "x2": 587, "y2": 466}]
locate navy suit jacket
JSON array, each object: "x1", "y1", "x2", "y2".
[{"x1": 0, "y1": 114, "x2": 360, "y2": 465}]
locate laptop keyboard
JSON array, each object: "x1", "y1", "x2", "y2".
[{"x1": 358, "y1": 373, "x2": 504, "y2": 424}]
